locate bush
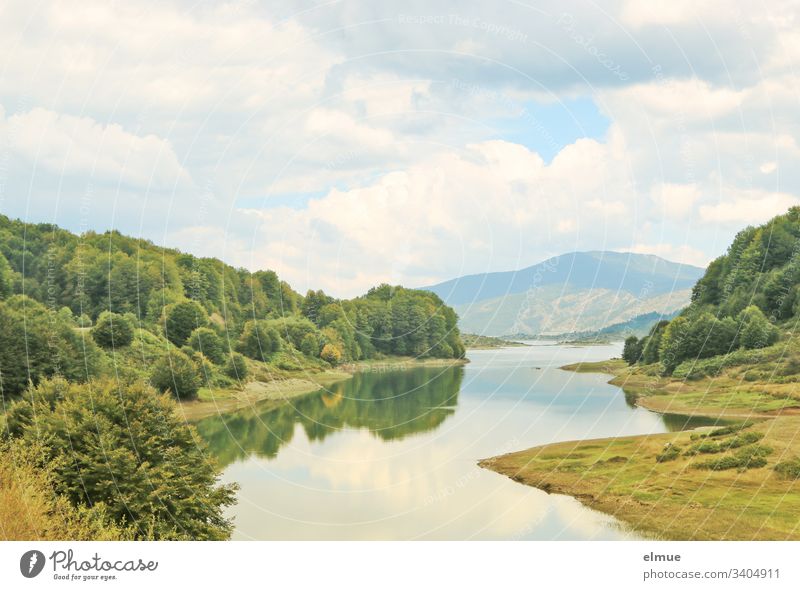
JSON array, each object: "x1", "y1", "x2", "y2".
[
  {"x1": 300, "y1": 332, "x2": 320, "y2": 357},
  {"x1": 684, "y1": 440, "x2": 721, "y2": 456},
  {"x1": 656, "y1": 444, "x2": 681, "y2": 463},
  {"x1": 320, "y1": 343, "x2": 342, "y2": 365},
  {"x1": 718, "y1": 431, "x2": 763, "y2": 450},
  {"x1": 192, "y1": 352, "x2": 216, "y2": 385},
  {"x1": 91, "y1": 311, "x2": 134, "y2": 348},
  {"x1": 224, "y1": 352, "x2": 249, "y2": 381},
  {"x1": 4, "y1": 378, "x2": 237, "y2": 540},
  {"x1": 774, "y1": 457, "x2": 800, "y2": 480},
  {"x1": 188, "y1": 327, "x2": 225, "y2": 364},
  {"x1": 695, "y1": 444, "x2": 773, "y2": 471},
  {"x1": 238, "y1": 320, "x2": 283, "y2": 360},
  {"x1": 164, "y1": 300, "x2": 208, "y2": 346},
  {"x1": 0, "y1": 295, "x2": 103, "y2": 396},
  {"x1": 709, "y1": 422, "x2": 752, "y2": 437},
  {"x1": 738, "y1": 305, "x2": 779, "y2": 350},
  {"x1": 150, "y1": 349, "x2": 201, "y2": 399},
  {"x1": 0, "y1": 438, "x2": 131, "y2": 540}
]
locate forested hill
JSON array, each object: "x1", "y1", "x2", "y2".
[
  {"x1": 622, "y1": 207, "x2": 800, "y2": 374},
  {"x1": 0, "y1": 214, "x2": 465, "y2": 399}
]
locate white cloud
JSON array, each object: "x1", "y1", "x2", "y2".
[
  {"x1": 650, "y1": 183, "x2": 701, "y2": 219},
  {"x1": 699, "y1": 192, "x2": 800, "y2": 225},
  {"x1": 0, "y1": 105, "x2": 190, "y2": 188}
]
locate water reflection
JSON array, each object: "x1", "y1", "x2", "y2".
[
  {"x1": 198, "y1": 343, "x2": 712, "y2": 540},
  {"x1": 197, "y1": 367, "x2": 464, "y2": 468}
]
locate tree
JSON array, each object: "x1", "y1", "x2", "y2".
[
  {"x1": 238, "y1": 320, "x2": 282, "y2": 360},
  {"x1": 300, "y1": 332, "x2": 320, "y2": 357},
  {"x1": 0, "y1": 295, "x2": 103, "y2": 397},
  {"x1": 320, "y1": 343, "x2": 342, "y2": 365},
  {"x1": 150, "y1": 349, "x2": 201, "y2": 399},
  {"x1": 641, "y1": 320, "x2": 669, "y2": 364},
  {"x1": 738, "y1": 305, "x2": 780, "y2": 349},
  {"x1": 622, "y1": 336, "x2": 643, "y2": 365},
  {"x1": 224, "y1": 352, "x2": 249, "y2": 381},
  {"x1": 4, "y1": 377, "x2": 237, "y2": 540},
  {"x1": 91, "y1": 311, "x2": 134, "y2": 348},
  {"x1": 164, "y1": 300, "x2": 208, "y2": 346},
  {"x1": 0, "y1": 253, "x2": 12, "y2": 298},
  {"x1": 188, "y1": 327, "x2": 225, "y2": 364},
  {"x1": 659, "y1": 316, "x2": 692, "y2": 374},
  {"x1": 301, "y1": 289, "x2": 334, "y2": 325}
]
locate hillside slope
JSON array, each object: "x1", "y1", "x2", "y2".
[{"x1": 422, "y1": 251, "x2": 704, "y2": 335}]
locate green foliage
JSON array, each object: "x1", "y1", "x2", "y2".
[
  {"x1": 0, "y1": 214, "x2": 465, "y2": 377},
  {"x1": 0, "y1": 438, "x2": 131, "y2": 540},
  {"x1": 637, "y1": 208, "x2": 800, "y2": 371},
  {"x1": 738, "y1": 305, "x2": 779, "y2": 349},
  {"x1": 695, "y1": 445, "x2": 773, "y2": 471},
  {"x1": 164, "y1": 300, "x2": 208, "y2": 346},
  {"x1": 150, "y1": 349, "x2": 201, "y2": 400},
  {"x1": 224, "y1": 352, "x2": 249, "y2": 381},
  {"x1": 0, "y1": 253, "x2": 13, "y2": 298},
  {"x1": 655, "y1": 444, "x2": 681, "y2": 462},
  {"x1": 300, "y1": 332, "x2": 320, "y2": 357},
  {"x1": 4, "y1": 378, "x2": 237, "y2": 539},
  {"x1": 238, "y1": 320, "x2": 283, "y2": 360},
  {"x1": 622, "y1": 336, "x2": 643, "y2": 365},
  {"x1": 187, "y1": 327, "x2": 225, "y2": 364},
  {"x1": 0, "y1": 295, "x2": 103, "y2": 396},
  {"x1": 91, "y1": 311, "x2": 134, "y2": 348},
  {"x1": 684, "y1": 440, "x2": 722, "y2": 456},
  {"x1": 773, "y1": 457, "x2": 800, "y2": 480},
  {"x1": 640, "y1": 320, "x2": 669, "y2": 364}
]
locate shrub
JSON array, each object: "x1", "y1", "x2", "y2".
[
  {"x1": 320, "y1": 343, "x2": 342, "y2": 365},
  {"x1": 91, "y1": 311, "x2": 134, "y2": 348},
  {"x1": 0, "y1": 438, "x2": 131, "y2": 540},
  {"x1": 718, "y1": 431, "x2": 763, "y2": 450},
  {"x1": 224, "y1": 352, "x2": 249, "y2": 381},
  {"x1": 4, "y1": 378, "x2": 237, "y2": 540},
  {"x1": 188, "y1": 327, "x2": 225, "y2": 364},
  {"x1": 774, "y1": 457, "x2": 800, "y2": 480},
  {"x1": 695, "y1": 444, "x2": 773, "y2": 471},
  {"x1": 300, "y1": 332, "x2": 320, "y2": 357},
  {"x1": 150, "y1": 349, "x2": 201, "y2": 400},
  {"x1": 164, "y1": 300, "x2": 208, "y2": 346},
  {"x1": 238, "y1": 320, "x2": 282, "y2": 360},
  {"x1": 656, "y1": 444, "x2": 681, "y2": 463},
  {"x1": 684, "y1": 440, "x2": 721, "y2": 456},
  {"x1": 0, "y1": 295, "x2": 103, "y2": 396},
  {"x1": 192, "y1": 352, "x2": 216, "y2": 385},
  {"x1": 709, "y1": 422, "x2": 752, "y2": 437}
]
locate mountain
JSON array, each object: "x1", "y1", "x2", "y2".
[{"x1": 421, "y1": 251, "x2": 705, "y2": 336}]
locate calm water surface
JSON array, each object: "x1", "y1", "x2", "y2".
[{"x1": 197, "y1": 343, "x2": 712, "y2": 540}]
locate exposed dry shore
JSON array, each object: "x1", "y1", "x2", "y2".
[{"x1": 479, "y1": 360, "x2": 800, "y2": 540}]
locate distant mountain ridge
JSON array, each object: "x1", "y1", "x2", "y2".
[{"x1": 420, "y1": 251, "x2": 705, "y2": 336}]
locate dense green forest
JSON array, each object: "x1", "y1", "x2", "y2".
[
  {"x1": 622, "y1": 207, "x2": 800, "y2": 374},
  {"x1": 0, "y1": 214, "x2": 464, "y2": 540}
]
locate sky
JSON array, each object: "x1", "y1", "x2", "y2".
[{"x1": 0, "y1": 0, "x2": 798, "y2": 296}]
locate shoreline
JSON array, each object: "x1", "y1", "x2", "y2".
[
  {"x1": 479, "y1": 359, "x2": 800, "y2": 540},
  {"x1": 178, "y1": 356, "x2": 469, "y2": 421}
]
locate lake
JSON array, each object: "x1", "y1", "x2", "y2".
[{"x1": 197, "y1": 342, "x2": 714, "y2": 540}]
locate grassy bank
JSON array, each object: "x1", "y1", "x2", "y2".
[
  {"x1": 178, "y1": 356, "x2": 468, "y2": 421},
  {"x1": 480, "y1": 357, "x2": 800, "y2": 540}
]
